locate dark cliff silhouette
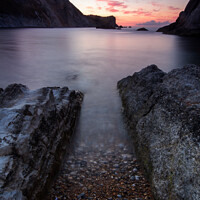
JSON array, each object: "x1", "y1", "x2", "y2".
[
  {"x1": 0, "y1": 0, "x2": 117, "y2": 28},
  {"x1": 157, "y1": 0, "x2": 200, "y2": 36}
]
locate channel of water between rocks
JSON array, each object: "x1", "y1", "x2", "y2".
[
  {"x1": 47, "y1": 88, "x2": 154, "y2": 199},
  {"x1": 1, "y1": 28, "x2": 200, "y2": 200}
]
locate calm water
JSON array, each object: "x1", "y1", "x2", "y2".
[{"x1": 0, "y1": 28, "x2": 200, "y2": 150}]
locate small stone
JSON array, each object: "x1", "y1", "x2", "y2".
[
  {"x1": 135, "y1": 176, "x2": 140, "y2": 180},
  {"x1": 130, "y1": 176, "x2": 135, "y2": 181},
  {"x1": 133, "y1": 168, "x2": 137, "y2": 172},
  {"x1": 80, "y1": 161, "x2": 87, "y2": 167},
  {"x1": 70, "y1": 171, "x2": 77, "y2": 176},
  {"x1": 77, "y1": 193, "x2": 85, "y2": 199},
  {"x1": 113, "y1": 164, "x2": 120, "y2": 168}
]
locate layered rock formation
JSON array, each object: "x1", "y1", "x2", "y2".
[
  {"x1": 118, "y1": 65, "x2": 200, "y2": 199},
  {"x1": 0, "y1": 84, "x2": 83, "y2": 200},
  {"x1": 157, "y1": 0, "x2": 200, "y2": 36},
  {"x1": 0, "y1": 0, "x2": 117, "y2": 28}
]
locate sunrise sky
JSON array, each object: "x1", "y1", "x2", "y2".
[{"x1": 70, "y1": 0, "x2": 189, "y2": 28}]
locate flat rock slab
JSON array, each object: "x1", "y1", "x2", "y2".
[
  {"x1": 118, "y1": 65, "x2": 200, "y2": 200},
  {"x1": 0, "y1": 84, "x2": 83, "y2": 200}
]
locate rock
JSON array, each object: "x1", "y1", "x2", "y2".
[
  {"x1": 136, "y1": 27, "x2": 148, "y2": 31},
  {"x1": 87, "y1": 15, "x2": 117, "y2": 29},
  {"x1": 157, "y1": 0, "x2": 200, "y2": 36},
  {"x1": 118, "y1": 65, "x2": 200, "y2": 199},
  {"x1": 0, "y1": 0, "x2": 117, "y2": 28},
  {"x1": 130, "y1": 176, "x2": 135, "y2": 181},
  {"x1": 0, "y1": 88, "x2": 3, "y2": 94},
  {"x1": 77, "y1": 193, "x2": 85, "y2": 199},
  {"x1": 0, "y1": 84, "x2": 83, "y2": 200}
]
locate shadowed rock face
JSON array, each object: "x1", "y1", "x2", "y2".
[
  {"x1": 157, "y1": 0, "x2": 200, "y2": 36},
  {"x1": 137, "y1": 27, "x2": 148, "y2": 31},
  {"x1": 88, "y1": 15, "x2": 117, "y2": 29},
  {"x1": 0, "y1": 0, "x2": 117, "y2": 28},
  {"x1": 118, "y1": 65, "x2": 200, "y2": 199},
  {"x1": 0, "y1": 84, "x2": 83, "y2": 200}
]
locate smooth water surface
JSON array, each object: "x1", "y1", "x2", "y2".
[{"x1": 0, "y1": 28, "x2": 200, "y2": 150}]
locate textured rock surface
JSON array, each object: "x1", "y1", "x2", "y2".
[
  {"x1": 157, "y1": 0, "x2": 200, "y2": 36},
  {"x1": 0, "y1": 0, "x2": 117, "y2": 28},
  {"x1": 0, "y1": 84, "x2": 83, "y2": 200},
  {"x1": 118, "y1": 65, "x2": 200, "y2": 199}
]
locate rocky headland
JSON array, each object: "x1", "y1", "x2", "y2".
[
  {"x1": 157, "y1": 0, "x2": 200, "y2": 36},
  {"x1": 118, "y1": 65, "x2": 200, "y2": 199},
  {"x1": 0, "y1": 84, "x2": 83, "y2": 200},
  {"x1": 0, "y1": 0, "x2": 117, "y2": 28}
]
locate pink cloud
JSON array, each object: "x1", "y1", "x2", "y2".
[
  {"x1": 107, "y1": 1, "x2": 127, "y2": 8},
  {"x1": 97, "y1": 0, "x2": 127, "y2": 13},
  {"x1": 151, "y1": 1, "x2": 162, "y2": 7},
  {"x1": 153, "y1": 9, "x2": 160, "y2": 12},
  {"x1": 168, "y1": 6, "x2": 181, "y2": 11},
  {"x1": 123, "y1": 8, "x2": 152, "y2": 16},
  {"x1": 106, "y1": 8, "x2": 119, "y2": 12},
  {"x1": 137, "y1": 20, "x2": 170, "y2": 27},
  {"x1": 86, "y1": 6, "x2": 93, "y2": 9}
]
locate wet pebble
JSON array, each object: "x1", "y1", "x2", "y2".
[
  {"x1": 77, "y1": 193, "x2": 85, "y2": 199},
  {"x1": 47, "y1": 143, "x2": 154, "y2": 200}
]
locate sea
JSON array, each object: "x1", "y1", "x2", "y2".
[{"x1": 0, "y1": 28, "x2": 200, "y2": 150}]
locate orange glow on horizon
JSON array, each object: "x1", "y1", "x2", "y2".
[{"x1": 70, "y1": 0, "x2": 189, "y2": 27}]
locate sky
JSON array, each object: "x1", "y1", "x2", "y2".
[{"x1": 70, "y1": 0, "x2": 189, "y2": 28}]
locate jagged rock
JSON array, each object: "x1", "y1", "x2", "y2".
[
  {"x1": 136, "y1": 27, "x2": 148, "y2": 31},
  {"x1": 0, "y1": 0, "x2": 117, "y2": 28},
  {"x1": 157, "y1": 0, "x2": 200, "y2": 36},
  {"x1": 0, "y1": 84, "x2": 83, "y2": 200},
  {"x1": 118, "y1": 65, "x2": 200, "y2": 199}
]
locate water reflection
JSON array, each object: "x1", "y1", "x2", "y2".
[
  {"x1": 0, "y1": 28, "x2": 200, "y2": 151},
  {"x1": 174, "y1": 36, "x2": 200, "y2": 67}
]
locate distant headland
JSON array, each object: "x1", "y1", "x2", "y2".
[{"x1": 0, "y1": 0, "x2": 117, "y2": 29}]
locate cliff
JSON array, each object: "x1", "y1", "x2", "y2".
[
  {"x1": 118, "y1": 65, "x2": 200, "y2": 199},
  {"x1": 88, "y1": 15, "x2": 117, "y2": 29},
  {"x1": 0, "y1": 84, "x2": 83, "y2": 200},
  {"x1": 0, "y1": 0, "x2": 117, "y2": 28},
  {"x1": 157, "y1": 0, "x2": 200, "y2": 36}
]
